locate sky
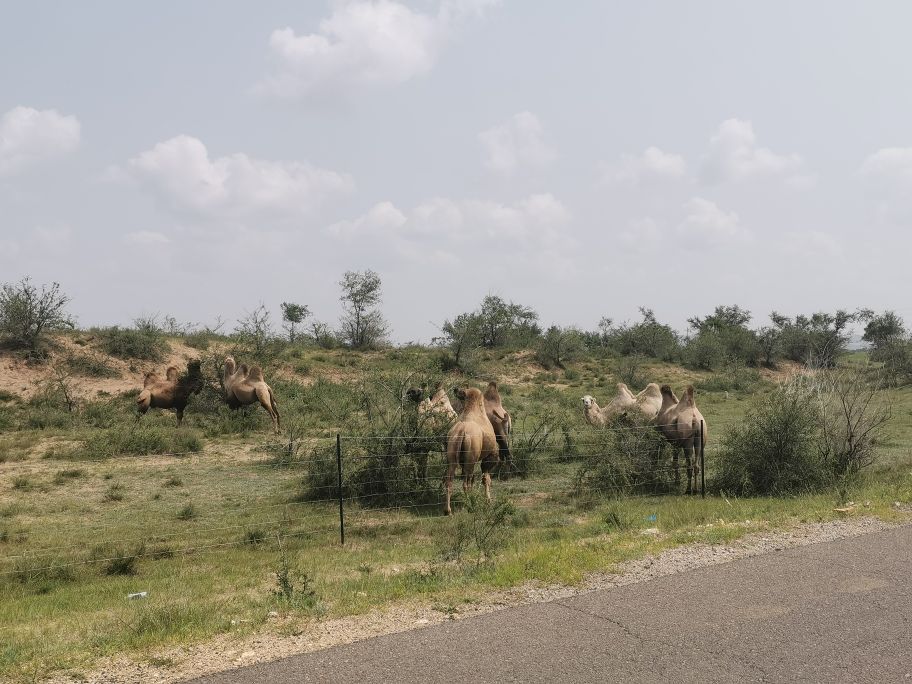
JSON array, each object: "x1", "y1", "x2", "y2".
[{"x1": 2, "y1": 1, "x2": 911, "y2": 343}]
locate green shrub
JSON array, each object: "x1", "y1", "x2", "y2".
[
  {"x1": 438, "y1": 493, "x2": 516, "y2": 564},
  {"x1": 574, "y1": 420, "x2": 676, "y2": 496},
  {"x1": 712, "y1": 372, "x2": 887, "y2": 496},
  {"x1": 97, "y1": 325, "x2": 168, "y2": 361}
]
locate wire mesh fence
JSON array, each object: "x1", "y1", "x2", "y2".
[{"x1": 2, "y1": 421, "x2": 712, "y2": 578}]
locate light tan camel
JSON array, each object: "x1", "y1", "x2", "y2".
[
  {"x1": 406, "y1": 383, "x2": 458, "y2": 425},
  {"x1": 655, "y1": 385, "x2": 708, "y2": 494},
  {"x1": 136, "y1": 360, "x2": 203, "y2": 426},
  {"x1": 444, "y1": 387, "x2": 499, "y2": 515},
  {"x1": 222, "y1": 356, "x2": 281, "y2": 433},
  {"x1": 483, "y1": 381, "x2": 512, "y2": 462},
  {"x1": 634, "y1": 383, "x2": 663, "y2": 420},
  {"x1": 582, "y1": 382, "x2": 663, "y2": 426}
]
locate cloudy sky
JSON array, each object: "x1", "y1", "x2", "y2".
[{"x1": 2, "y1": 1, "x2": 911, "y2": 342}]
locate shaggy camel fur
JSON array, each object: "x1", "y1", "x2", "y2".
[
  {"x1": 582, "y1": 383, "x2": 664, "y2": 426},
  {"x1": 483, "y1": 381, "x2": 512, "y2": 462},
  {"x1": 222, "y1": 356, "x2": 281, "y2": 434},
  {"x1": 655, "y1": 385, "x2": 708, "y2": 495},
  {"x1": 445, "y1": 387, "x2": 499, "y2": 515},
  {"x1": 136, "y1": 360, "x2": 203, "y2": 426}
]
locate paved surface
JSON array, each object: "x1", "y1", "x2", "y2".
[{"x1": 194, "y1": 526, "x2": 912, "y2": 683}]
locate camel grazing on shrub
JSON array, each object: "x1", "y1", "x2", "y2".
[
  {"x1": 483, "y1": 381, "x2": 512, "y2": 462},
  {"x1": 406, "y1": 383, "x2": 458, "y2": 426},
  {"x1": 445, "y1": 387, "x2": 499, "y2": 515},
  {"x1": 222, "y1": 356, "x2": 281, "y2": 433},
  {"x1": 136, "y1": 360, "x2": 203, "y2": 426},
  {"x1": 655, "y1": 385, "x2": 707, "y2": 494},
  {"x1": 582, "y1": 382, "x2": 661, "y2": 426}
]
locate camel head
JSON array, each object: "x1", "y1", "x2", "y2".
[
  {"x1": 484, "y1": 381, "x2": 502, "y2": 402},
  {"x1": 224, "y1": 356, "x2": 236, "y2": 374},
  {"x1": 405, "y1": 387, "x2": 425, "y2": 404},
  {"x1": 458, "y1": 387, "x2": 484, "y2": 411},
  {"x1": 581, "y1": 395, "x2": 596, "y2": 409}
]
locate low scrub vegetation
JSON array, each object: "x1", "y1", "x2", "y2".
[{"x1": 713, "y1": 371, "x2": 889, "y2": 496}]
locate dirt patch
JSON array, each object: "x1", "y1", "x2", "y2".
[{"x1": 48, "y1": 515, "x2": 906, "y2": 684}]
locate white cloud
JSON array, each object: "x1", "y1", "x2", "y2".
[
  {"x1": 479, "y1": 111, "x2": 556, "y2": 175},
  {"x1": 860, "y1": 147, "x2": 912, "y2": 185},
  {"x1": 258, "y1": 0, "x2": 498, "y2": 99},
  {"x1": 0, "y1": 106, "x2": 80, "y2": 175},
  {"x1": 701, "y1": 118, "x2": 802, "y2": 184},
  {"x1": 328, "y1": 192, "x2": 572, "y2": 264},
  {"x1": 127, "y1": 135, "x2": 353, "y2": 220},
  {"x1": 603, "y1": 146, "x2": 686, "y2": 185},
  {"x1": 677, "y1": 197, "x2": 749, "y2": 244}
]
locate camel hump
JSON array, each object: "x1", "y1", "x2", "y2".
[
  {"x1": 143, "y1": 372, "x2": 159, "y2": 388},
  {"x1": 165, "y1": 367, "x2": 179, "y2": 381},
  {"x1": 247, "y1": 365, "x2": 265, "y2": 382}
]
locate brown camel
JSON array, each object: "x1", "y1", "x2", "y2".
[
  {"x1": 582, "y1": 382, "x2": 664, "y2": 426},
  {"x1": 444, "y1": 387, "x2": 499, "y2": 515},
  {"x1": 483, "y1": 381, "x2": 512, "y2": 462},
  {"x1": 655, "y1": 385, "x2": 708, "y2": 494},
  {"x1": 222, "y1": 356, "x2": 281, "y2": 433},
  {"x1": 136, "y1": 359, "x2": 203, "y2": 426}
]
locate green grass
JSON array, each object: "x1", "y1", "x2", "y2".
[{"x1": 0, "y1": 345, "x2": 910, "y2": 681}]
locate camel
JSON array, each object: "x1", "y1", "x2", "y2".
[
  {"x1": 582, "y1": 383, "x2": 664, "y2": 426},
  {"x1": 222, "y1": 356, "x2": 281, "y2": 433},
  {"x1": 634, "y1": 383, "x2": 663, "y2": 420},
  {"x1": 406, "y1": 383, "x2": 458, "y2": 426},
  {"x1": 444, "y1": 387, "x2": 499, "y2": 515},
  {"x1": 136, "y1": 360, "x2": 203, "y2": 426},
  {"x1": 655, "y1": 385, "x2": 708, "y2": 495},
  {"x1": 483, "y1": 381, "x2": 512, "y2": 462}
]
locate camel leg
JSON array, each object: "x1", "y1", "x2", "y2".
[
  {"x1": 483, "y1": 472, "x2": 492, "y2": 501},
  {"x1": 683, "y1": 443, "x2": 697, "y2": 495},
  {"x1": 444, "y1": 461, "x2": 456, "y2": 515},
  {"x1": 256, "y1": 387, "x2": 279, "y2": 434},
  {"x1": 463, "y1": 462, "x2": 475, "y2": 496},
  {"x1": 673, "y1": 449, "x2": 680, "y2": 489},
  {"x1": 175, "y1": 407, "x2": 184, "y2": 426}
]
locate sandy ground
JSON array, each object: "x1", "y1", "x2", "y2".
[{"x1": 45, "y1": 515, "x2": 905, "y2": 684}]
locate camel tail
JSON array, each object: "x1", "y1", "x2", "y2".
[{"x1": 448, "y1": 430, "x2": 467, "y2": 469}]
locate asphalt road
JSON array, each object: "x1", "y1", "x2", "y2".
[{"x1": 194, "y1": 526, "x2": 912, "y2": 683}]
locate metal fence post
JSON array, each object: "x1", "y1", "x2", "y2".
[
  {"x1": 700, "y1": 419, "x2": 706, "y2": 499},
  {"x1": 336, "y1": 433, "x2": 345, "y2": 545}
]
